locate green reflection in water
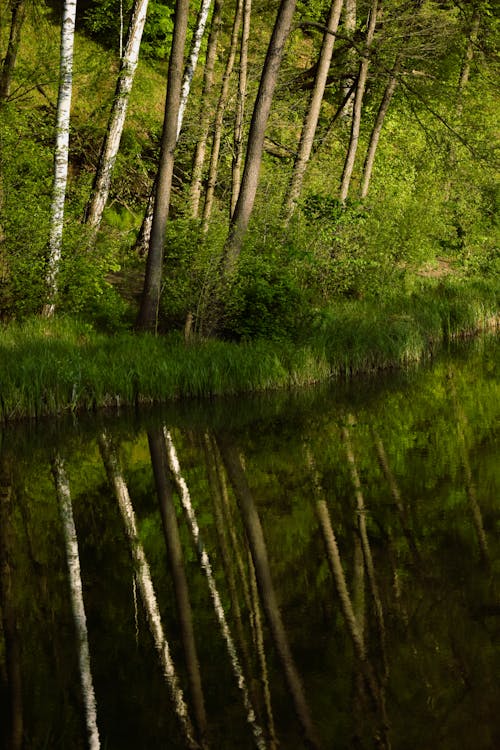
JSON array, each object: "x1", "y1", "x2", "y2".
[{"x1": 0, "y1": 335, "x2": 499, "y2": 749}]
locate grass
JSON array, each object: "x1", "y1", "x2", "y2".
[{"x1": 0, "y1": 277, "x2": 498, "y2": 422}]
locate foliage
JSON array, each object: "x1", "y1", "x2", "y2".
[{"x1": 82, "y1": 0, "x2": 175, "y2": 59}]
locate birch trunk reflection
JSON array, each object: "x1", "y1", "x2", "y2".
[
  {"x1": 217, "y1": 434, "x2": 322, "y2": 750},
  {"x1": 0, "y1": 456, "x2": 23, "y2": 750},
  {"x1": 98, "y1": 432, "x2": 199, "y2": 750},
  {"x1": 163, "y1": 428, "x2": 266, "y2": 750},
  {"x1": 148, "y1": 428, "x2": 208, "y2": 748},
  {"x1": 51, "y1": 455, "x2": 100, "y2": 750}
]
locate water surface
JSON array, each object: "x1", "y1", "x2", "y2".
[{"x1": 1, "y1": 336, "x2": 499, "y2": 750}]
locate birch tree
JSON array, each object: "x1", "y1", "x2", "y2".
[
  {"x1": 42, "y1": 0, "x2": 77, "y2": 317},
  {"x1": 283, "y1": 0, "x2": 344, "y2": 224},
  {"x1": 136, "y1": 0, "x2": 190, "y2": 331},
  {"x1": 177, "y1": 0, "x2": 213, "y2": 138},
  {"x1": 85, "y1": 0, "x2": 150, "y2": 238},
  {"x1": 222, "y1": 0, "x2": 298, "y2": 275}
]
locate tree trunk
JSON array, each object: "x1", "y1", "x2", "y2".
[
  {"x1": 42, "y1": 0, "x2": 77, "y2": 317},
  {"x1": 148, "y1": 428, "x2": 208, "y2": 748},
  {"x1": 189, "y1": 0, "x2": 224, "y2": 217},
  {"x1": 222, "y1": 0, "x2": 297, "y2": 275},
  {"x1": 51, "y1": 455, "x2": 101, "y2": 750},
  {"x1": 136, "y1": 0, "x2": 190, "y2": 331},
  {"x1": 360, "y1": 57, "x2": 400, "y2": 199},
  {"x1": 177, "y1": 0, "x2": 213, "y2": 139},
  {"x1": 340, "y1": 0, "x2": 356, "y2": 120},
  {"x1": 134, "y1": 0, "x2": 213, "y2": 254},
  {"x1": 338, "y1": 0, "x2": 378, "y2": 204},
  {"x1": 84, "y1": 0, "x2": 150, "y2": 237},
  {"x1": 0, "y1": 0, "x2": 27, "y2": 103},
  {"x1": 230, "y1": 0, "x2": 251, "y2": 217},
  {"x1": 201, "y1": 0, "x2": 243, "y2": 230},
  {"x1": 283, "y1": 0, "x2": 344, "y2": 224}
]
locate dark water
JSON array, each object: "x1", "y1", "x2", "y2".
[{"x1": 0, "y1": 336, "x2": 499, "y2": 750}]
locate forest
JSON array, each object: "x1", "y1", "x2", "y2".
[{"x1": 0, "y1": 0, "x2": 498, "y2": 413}]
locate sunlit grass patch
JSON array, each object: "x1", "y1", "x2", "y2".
[{"x1": 0, "y1": 278, "x2": 498, "y2": 422}]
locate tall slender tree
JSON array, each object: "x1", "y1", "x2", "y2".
[
  {"x1": 42, "y1": 0, "x2": 77, "y2": 317},
  {"x1": 177, "y1": 0, "x2": 213, "y2": 138},
  {"x1": 339, "y1": 0, "x2": 378, "y2": 203},
  {"x1": 0, "y1": 0, "x2": 27, "y2": 102},
  {"x1": 85, "y1": 0, "x2": 150, "y2": 237},
  {"x1": 283, "y1": 0, "x2": 344, "y2": 223},
  {"x1": 136, "y1": 0, "x2": 190, "y2": 331},
  {"x1": 201, "y1": 0, "x2": 243, "y2": 230},
  {"x1": 230, "y1": 0, "x2": 251, "y2": 216},
  {"x1": 189, "y1": 0, "x2": 224, "y2": 217},
  {"x1": 222, "y1": 0, "x2": 298, "y2": 275}
]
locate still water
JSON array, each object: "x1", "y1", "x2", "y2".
[{"x1": 0, "y1": 336, "x2": 499, "y2": 750}]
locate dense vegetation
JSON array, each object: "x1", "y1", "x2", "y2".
[{"x1": 0, "y1": 0, "x2": 498, "y2": 413}]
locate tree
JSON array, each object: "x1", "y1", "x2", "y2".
[
  {"x1": 85, "y1": 0, "x2": 150, "y2": 238},
  {"x1": 222, "y1": 0, "x2": 298, "y2": 276},
  {"x1": 230, "y1": 0, "x2": 251, "y2": 216},
  {"x1": 0, "y1": 0, "x2": 27, "y2": 103},
  {"x1": 201, "y1": 0, "x2": 243, "y2": 230},
  {"x1": 136, "y1": 0, "x2": 190, "y2": 331},
  {"x1": 283, "y1": 0, "x2": 344, "y2": 223},
  {"x1": 189, "y1": 0, "x2": 224, "y2": 217},
  {"x1": 338, "y1": 0, "x2": 378, "y2": 203},
  {"x1": 42, "y1": 0, "x2": 78, "y2": 317},
  {"x1": 177, "y1": 0, "x2": 213, "y2": 138}
]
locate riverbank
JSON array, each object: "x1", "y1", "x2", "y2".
[{"x1": 1, "y1": 277, "x2": 498, "y2": 422}]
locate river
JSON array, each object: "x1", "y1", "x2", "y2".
[{"x1": 0, "y1": 334, "x2": 498, "y2": 750}]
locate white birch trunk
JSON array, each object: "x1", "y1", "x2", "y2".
[
  {"x1": 163, "y1": 428, "x2": 266, "y2": 750},
  {"x1": 43, "y1": 0, "x2": 77, "y2": 317},
  {"x1": 98, "y1": 432, "x2": 199, "y2": 749},
  {"x1": 52, "y1": 456, "x2": 100, "y2": 750},
  {"x1": 85, "y1": 0, "x2": 150, "y2": 234},
  {"x1": 177, "y1": 0, "x2": 213, "y2": 138}
]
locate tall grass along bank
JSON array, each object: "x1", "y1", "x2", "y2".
[{"x1": 1, "y1": 279, "x2": 498, "y2": 422}]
